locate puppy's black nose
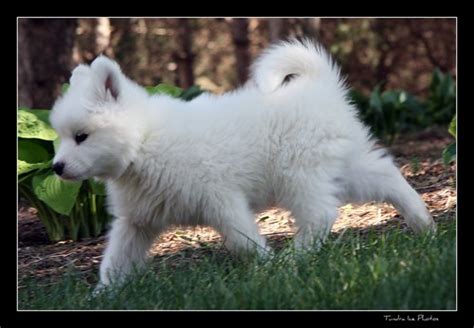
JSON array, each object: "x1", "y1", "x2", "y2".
[{"x1": 52, "y1": 162, "x2": 65, "y2": 176}]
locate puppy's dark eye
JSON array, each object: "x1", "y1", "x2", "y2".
[{"x1": 75, "y1": 133, "x2": 89, "y2": 144}]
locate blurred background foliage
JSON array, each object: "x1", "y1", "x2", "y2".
[{"x1": 18, "y1": 17, "x2": 456, "y2": 108}]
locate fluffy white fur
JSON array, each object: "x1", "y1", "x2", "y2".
[{"x1": 50, "y1": 39, "x2": 435, "y2": 288}]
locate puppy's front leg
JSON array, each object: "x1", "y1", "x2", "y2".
[{"x1": 98, "y1": 218, "x2": 157, "y2": 289}]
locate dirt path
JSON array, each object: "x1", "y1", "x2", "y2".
[{"x1": 18, "y1": 128, "x2": 456, "y2": 286}]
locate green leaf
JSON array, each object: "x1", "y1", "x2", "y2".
[
  {"x1": 88, "y1": 179, "x2": 107, "y2": 196},
  {"x1": 442, "y1": 142, "x2": 456, "y2": 165},
  {"x1": 19, "y1": 108, "x2": 53, "y2": 125},
  {"x1": 53, "y1": 137, "x2": 61, "y2": 153},
  {"x1": 18, "y1": 139, "x2": 50, "y2": 163},
  {"x1": 18, "y1": 109, "x2": 57, "y2": 141},
  {"x1": 430, "y1": 68, "x2": 443, "y2": 93},
  {"x1": 180, "y1": 85, "x2": 205, "y2": 101},
  {"x1": 369, "y1": 86, "x2": 383, "y2": 113},
  {"x1": 448, "y1": 115, "x2": 456, "y2": 138},
  {"x1": 404, "y1": 94, "x2": 425, "y2": 112},
  {"x1": 398, "y1": 91, "x2": 409, "y2": 104},
  {"x1": 61, "y1": 83, "x2": 70, "y2": 95},
  {"x1": 381, "y1": 91, "x2": 398, "y2": 106},
  {"x1": 18, "y1": 159, "x2": 51, "y2": 175},
  {"x1": 440, "y1": 74, "x2": 454, "y2": 100},
  {"x1": 32, "y1": 173, "x2": 82, "y2": 215},
  {"x1": 146, "y1": 84, "x2": 183, "y2": 98}
]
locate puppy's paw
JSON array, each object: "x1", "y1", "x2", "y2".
[{"x1": 87, "y1": 282, "x2": 108, "y2": 301}]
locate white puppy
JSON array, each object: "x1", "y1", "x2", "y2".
[{"x1": 50, "y1": 39, "x2": 435, "y2": 288}]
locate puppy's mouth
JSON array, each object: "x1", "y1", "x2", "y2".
[{"x1": 56, "y1": 173, "x2": 86, "y2": 182}]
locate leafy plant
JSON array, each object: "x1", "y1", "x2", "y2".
[
  {"x1": 350, "y1": 87, "x2": 426, "y2": 144},
  {"x1": 427, "y1": 69, "x2": 456, "y2": 125},
  {"x1": 349, "y1": 68, "x2": 456, "y2": 144},
  {"x1": 18, "y1": 83, "x2": 205, "y2": 242},
  {"x1": 442, "y1": 115, "x2": 456, "y2": 165}
]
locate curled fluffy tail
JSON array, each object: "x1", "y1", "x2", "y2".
[{"x1": 250, "y1": 38, "x2": 343, "y2": 93}]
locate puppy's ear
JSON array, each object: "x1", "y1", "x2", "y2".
[{"x1": 90, "y1": 56, "x2": 122, "y2": 101}]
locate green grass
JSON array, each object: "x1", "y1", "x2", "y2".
[{"x1": 18, "y1": 219, "x2": 456, "y2": 310}]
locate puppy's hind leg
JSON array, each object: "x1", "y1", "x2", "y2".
[
  {"x1": 342, "y1": 148, "x2": 436, "y2": 233},
  {"x1": 278, "y1": 175, "x2": 340, "y2": 251}
]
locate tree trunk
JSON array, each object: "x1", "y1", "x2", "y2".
[
  {"x1": 171, "y1": 19, "x2": 195, "y2": 88},
  {"x1": 95, "y1": 17, "x2": 111, "y2": 55},
  {"x1": 75, "y1": 18, "x2": 97, "y2": 62},
  {"x1": 407, "y1": 20, "x2": 450, "y2": 72},
  {"x1": 301, "y1": 18, "x2": 321, "y2": 40},
  {"x1": 18, "y1": 19, "x2": 33, "y2": 108},
  {"x1": 268, "y1": 18, "x2": 288, "y2": 43},
  {"x1": 110, "y1": 19, "x2": 139, "y2": 79},
  {"x1": 230, "y1": 18, "x2": 251, "y2": 85},
  {"x1": 18, "y1": 18, "x2": 77, "y2": 109}
]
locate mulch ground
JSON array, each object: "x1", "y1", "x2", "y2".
[{"x1": 18, "y1": 128, "x2": 456, "y2": 287}]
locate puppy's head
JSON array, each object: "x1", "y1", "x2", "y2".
[{"x1": 50, "y1": 56, "x2": 142, "y2": 181}]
